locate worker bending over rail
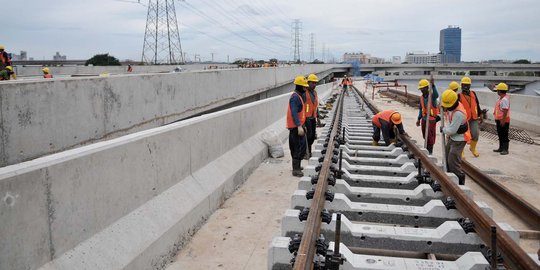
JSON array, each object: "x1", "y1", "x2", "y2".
[
  {"x1": 371, "y1": 110, "x2": 407, "y2": 146},
  {"x1": 440, "y1": 89, "x2": 471, "y2": 185},
  {"x1": 287, "y1": 75, "x2": 309, "y2": 177}
]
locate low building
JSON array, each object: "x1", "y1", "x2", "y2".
[
  {"x1": 405, "y1": 52, "x2": 441, "y2": 64},
  {"x1": 343, "y1": 52, "x2": 384, "y2": 64}
]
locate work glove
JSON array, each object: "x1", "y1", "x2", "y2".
[
  {"x1": 297, "y1": 126, "x2": 305, "y2": 136},
  {"x1": 415, "y1": 120, "x2": 420, "y2": 127}
]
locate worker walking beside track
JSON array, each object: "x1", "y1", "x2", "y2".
[
  {"x1": 458, "y1": 76, "x2": 482, "y2": 157},
  {"x1": 287, "y1": 75, "x2": 309, "y2": 177},
  {"x1": 492, "y1": 83, "x2": 511, "y2": 155},
  {"x1": 440, "y1": 89, "x2": 471, "y2": 185},
  {"x1": 416, "y1": 78, "x2": 440, "y2": 154},
  {"x1": 372, "y1": 110, "x2": 407, "y2": 146},
  {"x1": 305, "y1": 74, "x2": 319, "y2": 158}
]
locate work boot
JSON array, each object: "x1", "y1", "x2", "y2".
[
  {"x1": 500, "y1": 142, "x2": 509, "y2": 155},
  {"x1": 469, "y1": 140, "x2": 480, "y2": 157},
  {"x1": 493, "y1": 141, "x2": 502, "y2": 152},
  {"x1": 458, "y1": 175, "x2": 466, "y2": 185},
  {"x1": 426, "y1": 144, "x2": 433, "y2": 155},
  {"x1": 292, "y1": 159, "x2": 304, "y2": 177},
  {"x1": 461, "y1": 150, "x2": 466, "y2": 160},
  {"x1": 371, "y1": 140, "x2": 379, "y2": 146}
]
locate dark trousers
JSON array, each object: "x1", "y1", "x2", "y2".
[
  {"x1": 496, "y1": 120, "x2": 510, "y2": 144},
  {"x1": 421, "y1": 119, "x2": 437, "y2": 153},
  {"x1": 372, "y1": 125, "x2": 395, "y2": 145},
  {"x1": 445, "y1": 139, "x2": 467, "y2": 184},
  {"x1": 289, "y1": 127, "x2": 307, "y2": 161},
  {"x1": 305, "y1": 118, "x2": 317, "y2": 155}
]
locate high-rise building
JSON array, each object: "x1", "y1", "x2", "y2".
[{"x1": 439, "y1": 26, "x2": 461, "y2": 63}]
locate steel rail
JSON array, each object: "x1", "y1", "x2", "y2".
[
  {"x1": 462, "y1": 160, "x2": 540, "y2": 230},
  {"x1": 293, "y1": 92, "x2": 344, "y2": 270},
  {"x1": 353, "y1": 85, "x2": 537, "y2": 270}
]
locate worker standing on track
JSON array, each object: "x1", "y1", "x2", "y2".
[
  {"x1": 459, "y1": 77, "x2": 482, "y2": 157},
  {"x1": 492, "y1": 83, "x2": 511, "y2": 155},
  {"x1": 441, "y1": 89, "x2": 471, "y2": 185},
  {"x1": 287, "y1": 75, "x2": 308, "y2": 177},
  {"x1": 42, "y1": 67, "x2": 53, "y2": 78},
  {"x1": 449, "y1": 81, "x2": 459, "y2": 93},
  {"x1": 371, "y1": 110, "x2": 407, "y2": 146},
  {"x1": 305, "y1": 74, "x2": 319, "y2": 158},
  {"x1": 415, "y1": 78, "x2": 440, "y2": 154},
  {"x1": 0, "y1": 45, "x2": 11, "y2": 70}
]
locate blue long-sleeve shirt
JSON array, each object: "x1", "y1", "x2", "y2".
[
  {"x1": 417, "y1": 84, "x2": 439, "y2": 121},
  {"x1": 289, "y1": 90, "x2": 306, "y2": 128}
]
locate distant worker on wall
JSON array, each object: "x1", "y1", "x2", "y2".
[
  {"x1": 441, "y1": 89, "x2": 471, "y2": 185},
  {"x1": 459, "y1": 77, "x2": 482, "y2": 157},
  {"x1": 127, "y1": 64, "x2": 133, "y2": 72},
  {"x1": 0, "y1": 66, "x2": 15, "y2": 80},
  {"x1": 415, "y1": 78, "x2": 440, "y2": 154},
  {"x1": 286, "y1": 75, "x2": 308, "y2": 177},
  {"x1": 305, "y1": 74, "x2": 319, "y2": 158},
  {"x1": 0, "y1": 45, "x2": 11, "y2": 70},
  {"x1": 42, "y1": 67, "x2": 53, "y2": 78},
  {"x1": 371, "y1": 110, "x2": 407, "y2": 146},
  {"x1": 492, "y1": 83, "x2": 511, "y2": 155}
]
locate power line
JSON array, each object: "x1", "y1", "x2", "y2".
[
  {"x1": 232, "y1": 1, "x2": 289, "y2": 41},
  {"x1": 309, "y1": 33, "x2": 315, "y2": 62},
  {"x1": 251, "y1": 0, "x2": 291, "y2": 29},
  {"x1": 291, "y1": 19, "x2": 302, "y2": 62},
  {"x1": 177, "y1": 0, "x2": 282, "y2": 55}
]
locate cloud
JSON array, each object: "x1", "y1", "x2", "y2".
[{"x1": 3, "y1": 0, "x2": 540, "y2": 62}]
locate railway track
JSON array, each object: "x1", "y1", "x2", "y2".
[{"x1": 268, "y1": 84, "x2": 539, "y2": 270}]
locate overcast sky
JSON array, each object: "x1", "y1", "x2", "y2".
[{"x1": 3, "y1": 0, "x2": 540, "y2": 62}]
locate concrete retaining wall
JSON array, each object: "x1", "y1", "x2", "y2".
[
  {"x1": 0, "y1": 83, "x2": 334, "y2": 270},
  {"x1": 0, "y1": 65, "x2": 348, "y2": 167}
]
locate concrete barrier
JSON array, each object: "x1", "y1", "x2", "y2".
[
  {"x1": 0, "y1": 83, "x2": 334, "y2": 270},
  {"x1": 0, "y1": 65, "x2": 348, "y2": 167}
]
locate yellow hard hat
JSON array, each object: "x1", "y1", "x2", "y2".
[
  {"x1": 496, "y1": 82, "x2": 508, "y2": 91},
  {"x1": 293, "y1": 75, "x2": 308, "y2": 87},
  {"x1": 0, "y1": 45, "x2": 4, "y2": 50},
  {"x1": 418, "y1": 79, "x2": 429, "y2": 89},
  {"x1": 461, "y1": 76, "x2": 472, "y2": 85},
  {"x1": 307, "y1": 74, "x2": 319, "y2": 82},
  {"x1": 449, "y1": 81, "x2": 459, "y2": 91},
  {"x1": 390, "y1": 112, "x2": 402, "y2": 125},
  {"x1": 42, "y1": 67, "x2": 50, "y2": 73},
  {"x1": 6, "y1": 66, "x2": 13, "y2": 71},
  {"x1": 441, "y1": 89, "x2": 458, "y2": 108}
]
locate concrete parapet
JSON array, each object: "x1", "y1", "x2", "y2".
[
  {"x1": 0, "y1": 85, "x2": 331, "y2": 270},
  {"x1": 0, "y1": 65, "x2": 347, "y2": 167}
]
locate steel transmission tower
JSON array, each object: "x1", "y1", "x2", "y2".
[
  {"x1": 309, "y1": 33, "x2": 315, "y2": 62},
  {"x1": 291, "y1": 19, "x2": 302, "y2": 62},
  {"x1": 141, "y1": 0, "x2": 185, "y2": 64}
]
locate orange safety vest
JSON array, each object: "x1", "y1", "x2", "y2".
[
  {"x1": 420, "y1": 95, "x2": 440, "y2": 121},
  {"x1": 43, "y1": 74, "x2": 53, "y2": 78},
  {"x1": 346, "y1": 78, "x2": 353, "y2": 86},
  {"x1": 305, "y1": 90, "x2": 318, "y2": 118},
  {"x1": 493, "y1": 94, "x2": 510, "y2": 123},
  {"x1": 459, "y1": 91, "x2": 478, "y2": 120},
  {"x1": 372, "y1": 110, "x2": 396, "y2": 128},
  {"x1": 446, "y1": 102, "x2": 472, "y2": 143},
  {"x1": 286, "y1": 92, "x2": 306, "y2": 128}
]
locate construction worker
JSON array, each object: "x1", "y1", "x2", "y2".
[
  {"x1": 287, "y1": 75, "x2": 308, "y2": 177},
  {"x1": 305, "y1": 74, "x2": 319, "y2": 158},
  {"x1": 415, "y1": 78, "x2": 440, "y2": 154},
  {"x1": 340, "y1": 75, "x2": 349, "y2": 92},
  {"x1": 459, "y1": 76, "x2": 482, "y2": 157},
  {"x1": 441, "y1": 89, "x2": 471, "y2": 185},
  {"x1": 0, "y1": 66, "x2": 14, "y2": 80},
  {"x1": 492, "y1": 83, "x2": 510, "y2": 155},
  {"x1": 0, "y1": 45, "x2": 11, "y2": 70},
  {"x1": 42, "y1": 67, "x2": 53, "y2": 78},
  {"x1": 449, "y1": 81, "x2": 459, "y2": 92},
  {"x1": 127, "y1": 64, "x2": 133, "y2": 72},
  {"x1": 372, "y1": 110, "x2": 407, "y2": 146}
]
